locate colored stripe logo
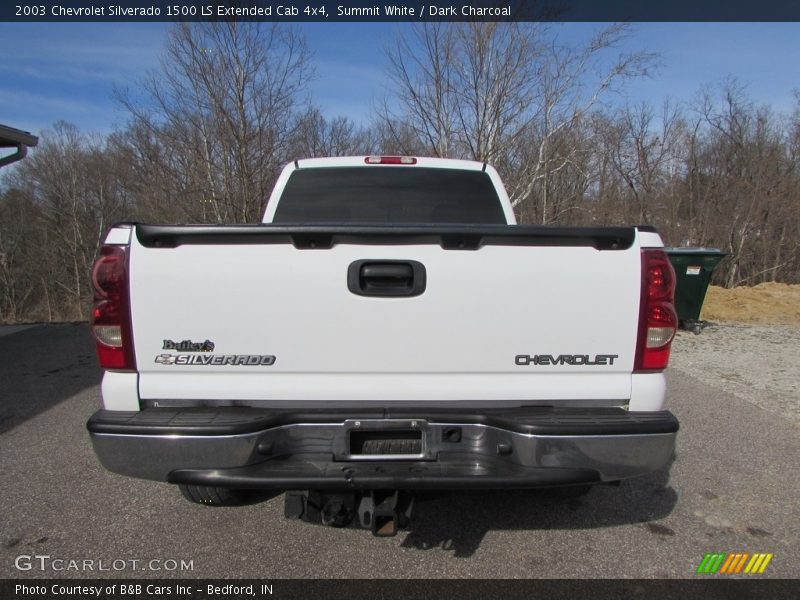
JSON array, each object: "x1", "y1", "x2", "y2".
[{"x1": 696, "y1": 552, "x2": 773, "y2": 574}]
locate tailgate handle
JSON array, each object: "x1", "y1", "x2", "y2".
[
  {"x1": 362, "y1": 264, "x2": 412, "y2": 281},
  {"x1": 348, "y1": 260, "x2": 426, "y2": 297}
]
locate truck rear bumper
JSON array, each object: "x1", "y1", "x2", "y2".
[{"x1": 87, "y1": 406, "x2": 678, "y2": 490}]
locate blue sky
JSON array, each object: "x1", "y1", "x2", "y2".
[{"x1": 1, "y1": 22, "x2": 799, "y2": 138}]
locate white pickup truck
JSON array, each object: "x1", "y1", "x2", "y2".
[{"x1": 87, "y1": 156, "x2": 679, "y2": 535}]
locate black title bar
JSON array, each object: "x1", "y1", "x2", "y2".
[
  {"x1": 2, "y1": 579, "x2": 798, "y2": 600},
  {"x1": 3, "y1": 1, "x2": 800, "y2": 22}
]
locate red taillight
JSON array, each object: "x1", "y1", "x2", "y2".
[
  {"x1": 634, "y1": 249, "x2": 677, "y2": 372},
  {"x1": 364, "y1": 155, "x2": 417, "y2": 165},
  {"x1": 91, "y1": 245, "x2": 135, "y2": 371}
]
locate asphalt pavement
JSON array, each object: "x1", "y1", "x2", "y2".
[{"x1": 1, "y1": 324, "x2": 797, "y2": 578}]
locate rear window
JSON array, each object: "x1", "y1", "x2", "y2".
[{"x1": 272, "y1": 166, "x2": 506, "y2": 224}]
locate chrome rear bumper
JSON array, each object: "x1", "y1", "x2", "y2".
[{"x1": 88, "y1": 407, "x2": 677, "y2": 489}]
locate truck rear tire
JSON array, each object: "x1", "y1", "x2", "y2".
[{"x1": 178, "y1": 484, "x2": 247, "y2": 506}]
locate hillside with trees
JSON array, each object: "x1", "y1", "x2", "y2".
[{"x1": 1, "y1": 22, "x2": 798, "y2": 322}]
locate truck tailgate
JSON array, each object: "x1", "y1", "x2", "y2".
[{"x1": 129, "y1": 226, "x2": 642, "y2": 405}]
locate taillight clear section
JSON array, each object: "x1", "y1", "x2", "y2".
[
  {"x1": 91, "y1": 245, "x2": 135, "y2": 371},
  {"x1": 634, "y1": 249, "x2": 677, "y2": 372}
]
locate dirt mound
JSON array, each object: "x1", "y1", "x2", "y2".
[{"x1": 700, "y1": 282, "x2": 800, "y2": 326}]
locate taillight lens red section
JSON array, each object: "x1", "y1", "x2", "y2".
[
  {"x1": 91, "y1": 245, "x2": 135, "y2": 371},
  {"x1": 634, "y1": 249, "x2": 677, "y2": 372}
]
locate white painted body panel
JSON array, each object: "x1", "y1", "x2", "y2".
[
  {"x1": 129, "y1": 238, "x2": 644, "y2": 404},
  {"x1": 629, "y1": 373, "x2": 667, "y2": 411},
  {"x1": 101, "y1": 371, "x2": 139, "y2": 411},
  {"x1": 637, "y1": 230, "x2": 665, "y2": 249}
]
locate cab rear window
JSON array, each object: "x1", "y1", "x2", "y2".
[{"x1": 273, "y1": 166, "x2": 506, "y2": 224}]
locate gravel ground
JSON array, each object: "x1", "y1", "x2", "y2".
[{"x1": 670, "y1": 322, "x2": 800, "y2": 424}]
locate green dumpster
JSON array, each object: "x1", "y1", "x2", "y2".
[{"x1": 665, "y1": 248, "x2": 729, "y2": 332}]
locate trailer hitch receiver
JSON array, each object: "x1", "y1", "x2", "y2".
[{"x1": 357, "y1": 490, "x2": 414, "y2": 537}]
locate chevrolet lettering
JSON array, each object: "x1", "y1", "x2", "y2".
[{"x1": 515, "y1": 354, "x2": 620, "y2": 366}]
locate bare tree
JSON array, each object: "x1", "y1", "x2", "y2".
[
  {"x1": 0, "y1": 188, "x2": 43, "y2": 321},
  {"x1": 506, "y1": 24, "x2": 657, "y2": 223},
  {"x1": 2, "y1": 122, "x2": 131, "y2": 320},
  {"x1": 116, "y1": 22, "x2": 313, "y2": 223},
  {"x1": 381, "y1": 22, "x2": 656, "y2": 224},
  {"x1": 380, "y1": 22, "x2": 542, "y2": 162},
  {"x1": 379, "y1": 23, "x2": 459, "y2": 158},
  {"x1": 596, "y1": 100, "x2": 685, "y2": 224},
  {"x1": 692, "y1": 80, "x2": 794, "y2": 286},
  {"x1": 288, "y1": 107, "x2": 374, "y2": 158}
]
